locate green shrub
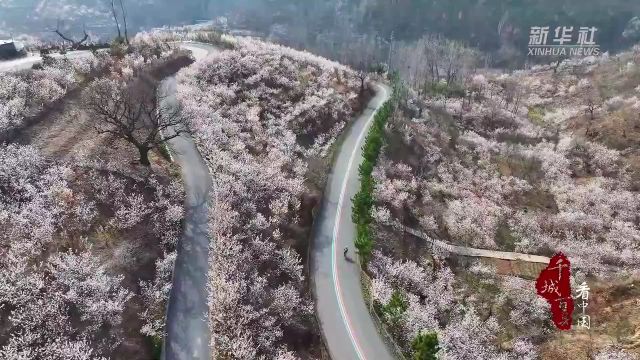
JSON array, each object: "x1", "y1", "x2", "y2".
[
  {"x1": 382, "y1": 290, "x2": 408, "y2": 320},
  {"x1": 351, "y1": 100, "x2": 392, "y2": 265},
  {"x1": 411, "y1": 332, "x2": 440, "y2": 360},
  {"x1": 527, "y1": 106, "x2": 546, "y2": 126},
  {"x1": 158, "y1": 142, "x2": 173, "y2": 162},
  {"x1": 370, "y1": 62, "x2": 387, "y2": 74},
  {"x1": 149, "y1": 335, "x2": 163, "y2": 360}
]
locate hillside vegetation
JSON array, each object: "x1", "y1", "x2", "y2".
[
  {"x1": 176, "y1": 36, "x2": 369, "y2": 358},
  {"x1": 0, "y1": 39, "x2": 193, "y2": 360},
  {"x1": 363, "y1": 45, "x2": 640, "y2": 359}
]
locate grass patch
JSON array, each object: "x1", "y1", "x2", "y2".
[
  {"x1": 92, "y1": 227, "x2": 119, "y2": 249},
  {"x1": 494, "y1": 221, "x2": 517, "y2": 252},
  {"x1": 527, "y1": 106, "x2": 546, "y2": 127},
  {"x1": 494, "y1": 132, "x2": 540, "y2": 146},
  {"x1": 494, "y1": 153, "x2": 543, "y2": 184},
  {"x1": 193, "y1": 31, "x2": 236, "y2": 49},
  {"x1": 424, "y1": 81, "x2": 466, "y2": 98}
]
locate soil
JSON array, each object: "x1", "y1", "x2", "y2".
[{"x1": 540, "y1": 278, "x2": 640, "y2": 359}]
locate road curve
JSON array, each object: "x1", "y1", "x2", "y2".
[
  {"x1": 161, "y1": 43, "x2": 217, "y2": 360},
  {"x1": 311, "y1": 83, "x2": 395, "y2": 360}
]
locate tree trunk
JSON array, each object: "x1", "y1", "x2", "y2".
[
  {"x1": 110, "y1": 0, "x2": 122, "y2": 40},
  {"x1": 138, "y1": 146, "x2": 151, "y2": 166},
  {"x1": 119, "y1": 0, "x2": 129, "y2": 44}
]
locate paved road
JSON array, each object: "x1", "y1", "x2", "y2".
[
  {"x1": 311, "y1": 83, "x2": 395, "y2": 360},
  {"x1": 162, "y1": 42, "x2": 217, "y2": 360},
  {"x1": 0, "y1": 50, "x2": 92, "y2": 72}
]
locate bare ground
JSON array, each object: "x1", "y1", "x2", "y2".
[{"x1": 540, "y1": 278, "x2": 640, "y2": 359}]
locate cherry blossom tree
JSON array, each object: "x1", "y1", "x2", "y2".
[
  {"x1": 0, "y1": 143, "x2": 184, "y2": 357},
  {"x1": 175, "y1": 37, "x2": 359, "y2": 357}
]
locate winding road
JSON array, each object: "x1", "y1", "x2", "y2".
[
  {"x1": 1, "y1": 44, "x2": 558, "y2": 359},
  {"x1": 161, "y1": 42, "x2": 217, "y2": 360},
  {"x1": 164, "y1": 46, "x2": 400, "y2": 360},
  {"x1": 311, "y1": 83, "x2": 395, "y2": 360}
]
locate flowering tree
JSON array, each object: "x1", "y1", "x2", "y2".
[
  {"x1": 0, "y1": 143, "x2": 184, "y2": 357},
  {"x1": 365, "y1": 46, "x2": 640, "y2": 359},
  {"x1": 175, "y1": 36, "x2": 361, "y2": 357}
]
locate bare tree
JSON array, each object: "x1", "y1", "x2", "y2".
[
  {"x1": 108, "y1": 0, "x2": 122, "y2": 41},
  {"x1": 84, "y1": 77, "x2": 188, "y2": 166},
  {"x1": 52, "y1": 20, "x2": 89, "y2": 49},
  {"x1": 583, "y1": 82, "x2": 601, "y2": 136},
  {"x1": 501, "y1": 77, "x2": 524, "y2": 113},
  {"x1": 118, "y1": 0, "x2": 129, "y2": 44},
  {"x1": 550, "y1": 55, "x2": 568, "y2": 74},
  {"x1": 392, "y1": 34, "x2": 478, "y2": 93},
  {"x1": 584, "y1": 84, "x2": 600, "y2": 120},
  {"x1": 341, "y1": 35, "x2": 379, "y2": 94}
]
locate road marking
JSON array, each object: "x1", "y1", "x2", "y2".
[{"x1": 331, "y1": 84, "x2": 388, "y2": 360}]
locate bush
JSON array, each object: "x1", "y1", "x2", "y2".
[
  {"x1": 351, "y1": 100, "x2": 392, "y2": 264},
  {"x1": 370, "y1": 62, "x2": 387, "y2": 75},
  {"x1": 424, "y1": 81, "x2": 466, "y2": 98},
  {"x1": 527, "y1": 106, "x2": 546, "y2": 126},
  {"x1": 194, "y1": 31, "x2": 236, "y2": 49},
  {"x1": 149, "y1": 335, "x2": 163, "y2": 360},
  {"x1": 382, "y1": 290, "x2": 408, "y2": 321},
  {"x1": 158, "y1": 142, "x2": 173, "y2": 162},
  {"x1": 411, "y1": 332, "x2": 440, "y2": 360},
  {"x1": 110, "y1": 39, "x2": 128, "y2": 59}
]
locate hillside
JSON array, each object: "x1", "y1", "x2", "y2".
[
  {"x1": 363, "y1": 45, "x2": 640, "y2": 359},
  {"x1": 175, "y1": 36, "x2": 369, "y2": 358},
  {"x1": 4, "y1": 1, "x2": 640, "y2": 64}
]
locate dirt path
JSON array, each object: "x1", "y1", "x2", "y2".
[
  {"x1": 393, "y1": 221, "x2": 552, "y2": 264},
  {"x1": 12, "y1": 89, "x2": 119, "y2": 163}
]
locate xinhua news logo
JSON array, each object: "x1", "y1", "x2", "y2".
[{"x1": 528, "y1": 26, "x2": 600, "y2": 56}]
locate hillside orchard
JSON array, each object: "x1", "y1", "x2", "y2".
[
  {"x1": 176, "y1": 37, "x2": 365, "y2": 358},
  {"x1": 0, "y1": 143, "x2": 184, "y2": 358},
  {"x1": 0, "y1": 40, "x2": 191, "y2": 359},
  {"x1": 365, "y1": 45, "x2": 640, "y2": 358}
]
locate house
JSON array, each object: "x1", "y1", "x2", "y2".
[{"x1": 0, "y1": 40, "x2": 25, "y2": 59}]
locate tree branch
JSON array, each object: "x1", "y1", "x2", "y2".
[{"x1": 52, "y1": 21, "x2": 89, "y2": 49}]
